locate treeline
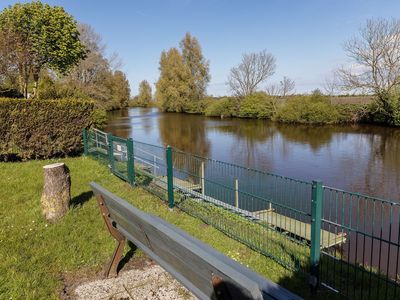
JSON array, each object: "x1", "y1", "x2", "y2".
[
  {"x1": 0, "y1": 2, "x2": 130, "y2": 111},
  {"x1": 185, "y1": 91, "x2": 369, "y2": 124},
  {"x1": 149, "y1": 33, "x2": 372, "y2": 125},
  {"x1": 150, "y1": 19, "x2": 400, "y2": 126}
]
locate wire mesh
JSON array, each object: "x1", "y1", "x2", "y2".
[
  {"x1": 320, "y1": 187, "x2": 400, "y2": 298},
  {"x1": 85, "y1": 129, "x2": 400, "y2": 297},
  {"x1": 171, "y1": 149, "x2": 312, "y2": 272}
]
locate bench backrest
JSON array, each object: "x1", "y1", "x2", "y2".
[{"x1": 90, "y1": 182, "x2": 302, "y2": 300}]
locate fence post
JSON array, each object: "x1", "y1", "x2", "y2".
[
  {"x1": 127, "y1": 138, "x2": 135, "y2": 185},
  {"x1": 201, "y1": 161, "x2": 205, "y2": 196},
  {"x1": 166, "y1": 146, "x2": 174, "y2": 209},
  {"x1": 82, "y1": 128, "x2": 88, "y2": 156},
  {"x1": 107, "y1": 133, "x2": 114, "y2": 172},
  {"x1": 310, "y1": 180, "x2": 323, "y2": 291},
  {"x1": 235, "y1": 179, "x2": 239, "y2": 208}
]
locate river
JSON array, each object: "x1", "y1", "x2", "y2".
[{"x1": 105, "y1": 107, "x2": 400, "y2": 202}]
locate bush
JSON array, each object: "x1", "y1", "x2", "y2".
[
  {"x1": 274, "y1": 95, "x2": 340, "y2": 124},
  {"x1": 185, "y1": 97, "x2": 214, "y2": 114},
  {"x1": 0, "y1": 98, "x2": 100, "y2": 160},
  {"x1": 367, "y1": 93, "x2": 400, "y2": 126},
  {"x1": 238, "y1": 92, "x2": 275, "y2": 119},
  {"x1": 336, "y1": 104, "x2": 368, "y2": 123},
  {"x1": 204, "y1": 98, "x2": 237, "y2": 117}
]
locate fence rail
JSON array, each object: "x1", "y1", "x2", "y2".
[{"x1": 83, "y1": 128, "x2": 400, "y2": 298}]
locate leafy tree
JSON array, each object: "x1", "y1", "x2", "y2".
[
  {"x1": 0, "y1": 1, "x2": 86, "y2": 98},
  {"x1": 179, "y1": 33, "x2": 210, "y2": 106},
  {"x1": 37, "y1": 23, "x2": 131, "y2": 110},
  {"x1": 137, "y1": 80, "x2": 152, "y2": 107},
  {"x1": 156, "y1": 33, "x2": 210, "y2": 112},
  {"x1": 155, "y1": 48, "x2": 191, "y2": 112},
  {"x1": 109, "y1": 70, "x2": 130, "y2": 108}
]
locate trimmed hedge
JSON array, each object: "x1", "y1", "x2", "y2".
[{"x1": 0, "y1": 98, "x2": 97, "y2": 160}]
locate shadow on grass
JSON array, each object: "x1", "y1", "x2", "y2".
[
  {"x1": 117, "y1": 241, "x2": 138, "y2": 272},
  {"x1": 70, "y1": 191, "x2": 94, "y2": 208}
]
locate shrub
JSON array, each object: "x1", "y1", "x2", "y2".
[
  {"x1": 336, "y1": 104, "x2": 369, "y2": 123},
  {"x1": 185, "y1": 97, "x2": 214, "y2": 114},
  {"x1": 274, "y1": 95, "x2": 340, "y2": 124},
  {"x1": 0, "y1": 98, "x2": 100, "y2": 160},
  {"x1": 238, "y1": 92, "x2": 275, "y2": 119},
  {"x1": 367, "y1": 93, "x2": 400, "y2": 126},
  {"x1": 204, "y1": 98, "x2": 237, "y2": 117}
]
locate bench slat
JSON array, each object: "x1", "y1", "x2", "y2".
[{"x1": 90, "y1": 182, "x2": 302, "y2": 300}]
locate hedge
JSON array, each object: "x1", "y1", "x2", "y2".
[{"x1": 0, "y1": 98, "x2": 97, "y2": 160}]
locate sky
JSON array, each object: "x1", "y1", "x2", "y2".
[{"x1": 2, "y1": 0, "x2": 400, "y2": 96}]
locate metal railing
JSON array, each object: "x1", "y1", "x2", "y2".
[{"x1": 83, "y1": 128, "x2": 400, "y2": 298}]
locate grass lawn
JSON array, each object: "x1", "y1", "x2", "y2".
[{"x1": 0, "y1": 156, "x2": 316, "y2": 299}]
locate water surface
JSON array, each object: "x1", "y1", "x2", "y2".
[{"x1": 106, "y1": 107, "x2": 400, "y2": 201}]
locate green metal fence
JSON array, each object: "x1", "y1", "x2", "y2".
[
  {"x1": 83, "y1": 128, "x2": 400, "y2": 298},
  {"x1": 320, "y1": 187, "x2": 400, "y2": 298}
]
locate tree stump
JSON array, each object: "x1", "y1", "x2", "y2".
[{"x1": 41, "y1": 162, "x2": 71, "y2": 222}]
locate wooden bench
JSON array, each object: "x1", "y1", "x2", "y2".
[{"x1": 90, "y1": 182, "x2": 302, "y2": 300}]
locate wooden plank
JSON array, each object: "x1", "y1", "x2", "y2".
[
  {"x1": 155, "y1": 179, "x2": 346, "y2": 249},
  {"x1": 155, "y1": 176, "x2": 202, "y2": 192},
  {"x1": 135, "y1": 162, "x2": 152, "y2": 173},
  {"x1": 254, "y1": 210, "x2": 346, "y2": 248}
]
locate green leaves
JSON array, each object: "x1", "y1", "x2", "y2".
[
  {"x1": 0, "y1": 1, "x2": 86, "y2": 96},
  {"x1": 0, "y1": 98, "x2": 98, "y2": 160},
  {"x1": 156, "y1": 33, "x2": 210, "y2": 112},
  {"x1": 137, "y1": 80, "x2": 153, "y2": 107}
]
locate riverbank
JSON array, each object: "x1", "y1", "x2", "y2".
[
  {"x1": 0, "y1": 156, "x2": 310, "y2": 298},
  {"x1": 145, "y1": 92, "x2": 400, "y2": 126},
  {"x1": 151, "y1": 93, "x2": 379, "y2": 125}
]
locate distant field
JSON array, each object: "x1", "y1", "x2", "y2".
[{"x1": 329, "y1": 96, "x2": 374, "y2": 104}]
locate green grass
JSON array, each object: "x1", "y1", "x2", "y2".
[
  {"x1": 176, "y1": 198, "x2": 310, "y2": 272},
  {"x1": 0, "y1": 156, "x2": 317, "y2": 299}
]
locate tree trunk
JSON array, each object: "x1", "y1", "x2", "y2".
[
  {"x1": 41, "y1": 163, "x2": 71, "y2": 222},
  {"x1": 32, "y1": 72, "x2": 39, "y2": 99}
]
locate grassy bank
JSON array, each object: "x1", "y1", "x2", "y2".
[{"x1": 0, "y1": 156, "x2": 314, "y2": 299}]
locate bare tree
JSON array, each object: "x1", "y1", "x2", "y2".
[
  {"x1": 266, "y1": 76, "x2": 295, "y2": 97},
  {"x1": 227, "y1": 50, "x2": 276, "y2": 97},
  {"x1": 280, "y1": 76, "x2": 295, "y2": 97},
  {"x1": 67, "y1": 23, "x2": 109, "y2": 85},
  {"x1": 323, "y1": 74, "x2": 340, "y2": 96},
  {"x1": 337, "y1": 18, "x2": 400, "y2": 96}
]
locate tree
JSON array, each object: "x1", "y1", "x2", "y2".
[
  {"x1": 266, "y1": 76, "x2": 295, "y2": 97},
  {"x1": 338, "y1": 18, "x2": 400, "y2": 95},
  {"x1": 68, "y1": 23, "x2": 108, "y2": 85},
  {"x1": 227, "y1": 50, "x2": 276, "y2": 98},
  {"x1": 337, "y1": 18, "x2": 400, "y2": 124},
  {"x1": 179, "y1": 33, "x2": 210, "y2": 104},
  {"x1": 109, "y1": 70, "x2": 130, "y2": 108},
  {"x1": 155, "y1": 33, "x2": 210, "y2": 112},
  {"x1": 137, "y1": 80, "x2": 152, "y2": 107},
  {"x1": 156, "y1": 48, "x2": 191, "y2": 112},
  {"x1": 39, "y1": 23, "x2": 131, "y2": 110},
  {"x1": 0, "y1": 1, "x2": 86, "y2": 98}
]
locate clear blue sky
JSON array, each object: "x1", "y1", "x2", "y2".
[{"x1": 2, "y1": 0, "x2": 400, "y2": 95}]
